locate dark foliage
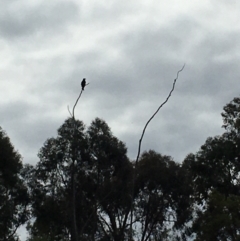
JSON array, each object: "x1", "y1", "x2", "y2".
[{"x1": 0, "y1": 127, "x2": 30, "y2": 241}]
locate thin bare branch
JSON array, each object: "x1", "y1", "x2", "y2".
[
  {"x1": 135, "y1": 63, "x2": 185, "y2": 165},
  {"x1": 67, "y1": 105, "x2": 73, "y2": 117},
  {"x1": 72, "y1": 89, "x2": 83, "y2": 120},
  {"x1": 67, "y1": 81, "x2": 89, "y2": 118},
  {"x1": 98, "y1": 217, "x2": 111, "y2": 238},
  {"x1": 129, "y1": 64, "x2": 185, "y2": 239},
  {"x1": 99, "y1": 214, "x2": 113, "y2": 233}
]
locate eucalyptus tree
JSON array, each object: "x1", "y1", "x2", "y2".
[
  {"x1": 27, "y1": 117, "x2": 132, "y2": 241},
  {"x1": 182, "y1": 97, "x2": 240, "y2": 240},
  {"x1": 0, "y1": 127, "x2": 30, "y2": 241}
]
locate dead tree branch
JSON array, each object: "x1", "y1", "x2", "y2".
[
  {"x1": 129, "y1": 64, "x2": 185, "y2": 239},
  {"x1": 135, "y1": 64, "x2": 185, "y2": 166},
  {"x1": 68, "y1": 105, "x2": 73, "y2": 117},
  {"x1": 68, "y1": 81, "x2": 89, "y2": 119},
  {"x1": 72, "y1": 90, "x2": 83, "y2": 120}
]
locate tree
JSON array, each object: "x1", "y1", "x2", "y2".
[
  {"x1": 182, "y1": 97, "x2": 240, "y2": 240},
  {"x1": 87, "y1": 118, "x2": 133, "y2": 241},
  {"x1": 27, "y1": 117, "x2": 133, "y2": 241},
  {"x1": 0, "y1": 127, "x2": 30, "y2": 241},
  {"x1": 134, "y1": 150, "x2": 193, "y2": 241},
  {"x1": 27, "y1": 117, "x2": 196, "y2": 241},
  {"x1": 193, "y1": 190, "x2": 240, "y2": 241},
  {"x1": 26, "y1": 62, "x2": 186, "y2": 240},
  {"x1": 27, "y1": 118, "x2": 90, "y2": 241}
]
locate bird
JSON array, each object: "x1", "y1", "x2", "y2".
[{"x1": 81, "y1": 78, "x2": 86, "y2": 90}]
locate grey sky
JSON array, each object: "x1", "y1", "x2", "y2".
[{"x1": 0, "y1": 0, "x2": 240, "y2": 239}]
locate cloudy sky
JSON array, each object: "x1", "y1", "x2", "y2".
[{"x1": 0, "y1": 0, "x2": 240, "y2": 238}]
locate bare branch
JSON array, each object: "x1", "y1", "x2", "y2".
[
  {"x1": 72, "y1": 89, "x2": 83, "y2": 120},
  {"x1": 99, "y1": 214, "x2": 113, "y2": 233},
  {"x1": 135, "y1": 63, "x2": 185, "y2": 165},
  {"x1": 98, "y1": 217, "x2": 111, "y2": 238},
  {"x1": 129, "y1": 64, "x2": 185, "y2": 239},
  {"x1": 67, "y1": 80, "x2": 89, "y2": 118},
  {"x1": 67, "y1": 105, "x2": 73, "y2": 117}
]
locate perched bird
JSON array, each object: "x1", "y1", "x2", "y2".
[{"x1": 81, "y1": 78, "x2": 86, "y2": 90}]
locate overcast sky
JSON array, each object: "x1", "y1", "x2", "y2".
[{"x1": 0, "y1": 0, "x2": 240, "y2": 239}]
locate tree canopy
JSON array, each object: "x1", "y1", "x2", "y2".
[
  {"x1": 0, "y1": 127, "x2": 30, "y2": 241},
  {"x1": 182, "y1": 97, "x2": 240, "y2": 240},
  {"x1": 2, "y1": 96, "x2": 240, "y2": 241}
]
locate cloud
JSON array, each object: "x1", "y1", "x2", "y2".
[
  {"x1": 0, "y1": 0, "x2": 79, "y2": 40},
  {"x1": 0, "y1": 0, "x2": 239, "y2": 166}
]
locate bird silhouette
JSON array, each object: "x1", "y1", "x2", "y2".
[{"x1": 81, "y1": 78, "x2": 86, "y2": 90}]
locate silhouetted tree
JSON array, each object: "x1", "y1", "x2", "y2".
[
  {"x1": 27, "y1": 118, "x2": 133, "y2": 241},
  {"x1": 134, "y1": 150, "x2": 193, "y2": 241},
  {"x1": 0, "y1": 127, "x2": 30, "y2": 241},
  {"x1": 182, "y1": 97, "x2": 240, "y2": 240}
]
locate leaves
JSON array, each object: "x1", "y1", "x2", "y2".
[
  {"x1": 183, "y1": 97, "x2": 240, "y2": 240},
  {"x1": 4, "y1": 96, "x2": 240, "y2": 241},
  {"x1": 0, "y1": 127, "x2": 30, "y2": 241}
]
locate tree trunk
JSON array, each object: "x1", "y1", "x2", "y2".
[{"x1": 71, "y1": 161, "x2": 78, "y2": 241}]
